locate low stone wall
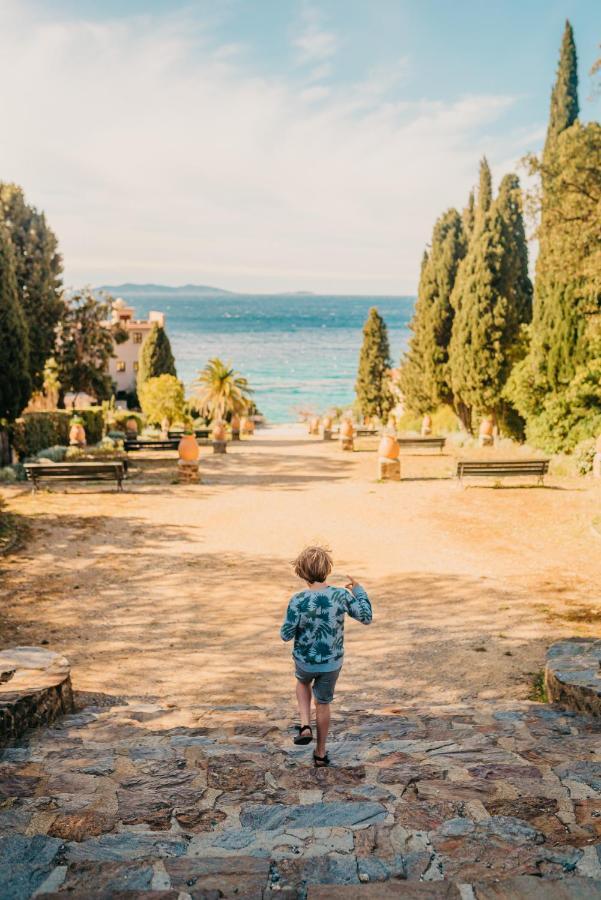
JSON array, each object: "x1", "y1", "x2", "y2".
[
  {"x1": 0, "y1": 646, "x2": 73, "y2": 747},
  {"x1": 545, "y1": 638, "x2": 601, "y2": 717}
]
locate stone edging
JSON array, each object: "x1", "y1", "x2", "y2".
[
  {"x1": 0, "y1": 646, "x2": 74, "y2": 747},
  {"x1": 545, "y1": 638, "x2": 601, "y2": 717}
]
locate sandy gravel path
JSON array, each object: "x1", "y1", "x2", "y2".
[{"x1": 1, "y1": 425, "x2": 600, "y2": 710}]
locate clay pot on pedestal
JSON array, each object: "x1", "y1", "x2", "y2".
[
  {"x1": 178, "y1": 433, "x2": 200, "y2": 462},
  {"x1": 309, "y1": 417, "x2": 320, "y2": 435},
  {"x1": 242, "y1": 417, "x2": 255, "y2": 436},
  {"x1": 421, "y1": 414, "x2": 432, "y2": 436},
  {"x1": 160, "y1": 417, "x2": 170, "y2": 439},
  {"x1": 340, "y1": 419, "x2": 354, "y2": 451},
  {"x1": 322, "y1": 416, "x2": 332, "y2": 431},
  {"x1": 126, "y1": 417, "x2": 138, "y2": 435},
  {"x1": 479, "y1": 417, "x2": 494, "y2": 447},
  {"x1": 69, "y1": 422, "x2": 86, "y2": 447},
  {"x1": 212, "y1": 420, "x2": 226, "y2": 442},
  {"x1": 378, "y1": 434, "x2": 400, "y2": 460}
]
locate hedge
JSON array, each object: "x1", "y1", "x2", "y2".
[{"x1": 12, "y1": 409, "x2": 105, "y2": 458}]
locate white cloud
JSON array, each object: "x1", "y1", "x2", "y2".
[
  {"x1": 292, "y1": 6, "x2": 339, "y2": 66},
  {"x1": 0, "y1": 2, "x2": 527, "y2": 293}
]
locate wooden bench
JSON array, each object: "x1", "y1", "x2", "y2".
[
  {"x1": 456, "y1": 458, "x2": 550, "y2": 485},
  {"x1": 124, "y1": 439, "x2": 180, "y2": 451},
  {"x1": 168, "y1": 429, "x2": 210, "y2": 440},
  {"x1": 24, "y1": 462, "x2": 125, "y2": 492},
  {"x1": 398, "y1": 436, "x2": 446, "y2": 452}
]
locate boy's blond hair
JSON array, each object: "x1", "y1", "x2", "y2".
[{"x1": 293, "y1": 545, "x2": 333, "y2": 584}]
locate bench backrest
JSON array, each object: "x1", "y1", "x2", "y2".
[
  {"x1": 124, "y1": 440, "x2": 179, "y2": 450},
  {"x1": 398, "y1": 437, "x2": 445, "y2": 446},
  {"x1": 25, "y1": 462, "x2": 124, "y2": 477},
  {"x1": 457, "y1": 459, "x2": 549, "y2": 475}
]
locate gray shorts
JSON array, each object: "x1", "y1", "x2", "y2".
[{"x1": 294, "y1": 663, "x2": 341, "y2": 704}]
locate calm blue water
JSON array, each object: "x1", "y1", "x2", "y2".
[{"x1": 121, "y1": 293, "x2": 415, "y2": 422}]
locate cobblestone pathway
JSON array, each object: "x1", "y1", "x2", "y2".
[{"x1": 2, "y1": 698, "x2": 601, "y2": 898}]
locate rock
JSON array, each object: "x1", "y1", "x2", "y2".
[
  {"x1": 0, "y1": 647, "x2": 73, "y2": 749},
  {"x1": 240, "y1": 801, "x2": 387, "y2": 830},
  {"x1": 471, "y1": 874, "x2": 601, "y2": 898},
  {"x1": 308, "y1": 883, "x2": 462, "y2": 897},
  {"x1": 58, "y1": 859, "x2": 155, "y2": 893},
  {"x1": 554, "y1": 762, "x2": 601, "y2": 794},
  {"x1": 48, "y1": 811, "x2": 116, "y2": 841},
  {"x1": 174, "y1": 807, "x2": 227, "y2": 831},
  {"x1": 164, "y1": 856, "x2": 270, "y2": 896},
  {"x1": 0, "y1": 834, "x2": 63, "y2": 900},
  {"x1": 207, "y1": 754, "x2": 266, "y2": 793},
  {"x1": 64, "y1": 832, "x2": 190, "y2": 862}
]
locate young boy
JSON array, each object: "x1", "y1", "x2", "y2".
[{"x1": 280, "y1": 545, "x2": 372, "y2": 767}]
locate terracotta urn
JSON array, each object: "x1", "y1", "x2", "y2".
[
  {"x1": 69, "y1": 422, "x2": 86, "y2": 446},
  {"x1": 309, "y1": 417, "x2": 320, "y2": 435},
  {"x1": 178, "y1": 433, "x2": 200, "y2": 462},
  {"x1": 242, "y1": 417, "x2": 255, "y2": 435},
  {"x1": 212, "y1": 420, "x2": 226, "y2": 441},
  {"x1": 341, "y1": 420, "x2": 354, "y2": 439},
  {"x1": 230, "y1": 414, "x2": 241, "y2": 433},
  {"x1": 378, "y1": 434, "x2": 400, "y2": 460},
  {"x1": 322, "y1": 416, "x2": 332, "y2": 431},
  {"x1": 479, "y1": 417, "x2": 494, "y2": 437},
  {"x1": 125, "y1": 417, "x2": 138, "y2": 435},
  {"x1": 421, "y1": 414, "x2": 432, "y2": 436}
]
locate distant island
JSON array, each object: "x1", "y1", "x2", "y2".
[{"x1": 98, "y1": 283, "x2": 236, "y2": 297}]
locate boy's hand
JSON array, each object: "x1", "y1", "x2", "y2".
[{"x1": 345, "y1": 575, "x2": 358, "y2": 590}]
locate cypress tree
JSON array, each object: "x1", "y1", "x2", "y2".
[
  {"x1": 137, "y1": 323, "x2": 177, "y2": 391},
  {"x1": 543, "y1": 21, "x2": 579, "y2": 161},
  {"x1": 0, "y1": 224, "x2": 31, "y2": 420},
  {"x1": 462, "y1": 190, "x2": 475, "y2": 241},
  {"x1": 355, "y1": 307, "x2": 393, "y2": 419},
  {"x1": 475, "y1": 158, "x2": 492, "y2": 229},
  {"x1": 399, "y1": 209, "x2": 466, "y2": 413},
  {"x1": 0, "y1": 184, "x2": 63, "y2": 391},
  {"x1": 530, "y1": 20, "x2": 581, "y2": 394},
  {"x1": 449, "y1": 178, "x2": 531, "y2": 426}
]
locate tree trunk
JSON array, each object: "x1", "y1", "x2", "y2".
[
  {"x1": 0, "y1": 428, "x2": 11, "y2": 467},
  {"x1": 454, "y1": 401, "x2": 472, "y2": 434}
]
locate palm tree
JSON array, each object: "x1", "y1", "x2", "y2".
[{"x1": 191, "y1": 358, "x2": 253, "y2": 421}]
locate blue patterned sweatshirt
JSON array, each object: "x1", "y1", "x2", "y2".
[{"x1": 280, "y1": 583, "x2": 372, "y2": 672}]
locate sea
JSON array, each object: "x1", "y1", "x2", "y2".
[{"x1": 116, "y1": 292, "x2": 415, "y2": 423}]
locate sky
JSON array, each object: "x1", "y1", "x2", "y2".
[{"x1": 0, "y1": 0, "x2": 598, "y2": 294}]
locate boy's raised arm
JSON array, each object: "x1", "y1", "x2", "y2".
[
  {"x1": 345, "y1": 583, "x2": 373, "y2": 625},
  {"x1": 280, "y1": 598, "x2": 300, "y2": 641}
]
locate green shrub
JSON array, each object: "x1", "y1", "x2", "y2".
[
  {"x1": 12, "y1": 409, "x2": 104, "y2": 458},
  {"x1": 108, "y1": 430, "x2": 126, "y2": 441},
  {"x1": 396, "y1": 404, "x2": 461, "y2": 435},
  {"x1": 0, "y1": 466, "x2": 17, "y2": 483},
  {"x1": 36, "y1": 445, "x2": 68, "y2": 462},
  {"x1": 111, "y1": 411, "x2": 144, "y2": 432},
  {"x1": 572, "y1": 438, "x2": 597, "y2": 476}
]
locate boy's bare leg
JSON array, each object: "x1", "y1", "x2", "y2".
[
  {"x1": 296, "y1": 681, "x2": 312, "y2": 728},
  {"x1": 315, "y1": 702, "x2": 330, "y2": 757}
]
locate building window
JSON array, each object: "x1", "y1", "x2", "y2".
[
  {"x1": 116, "y1": 361, "x2": 126, "y2": 372},
  {"x1": 133, "y1": 361, "x2": 139, "y2": 372},
  {"x1": 133, "y1": 332, "x2": 142, "y2": 344}
]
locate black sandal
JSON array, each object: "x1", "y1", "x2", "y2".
[
  {"x1": 313, "y1": 751, "x2": 330, "y2": 767},
  {"x1": 293, "y1": 724, "x2": 313, "y2": 745}
]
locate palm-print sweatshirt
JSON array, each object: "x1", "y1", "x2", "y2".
[{"x1": 280, "y1": 584, "x2": 372, "y2": 672}]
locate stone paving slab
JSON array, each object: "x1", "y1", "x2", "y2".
[
  {"x1": 1, "y1": 698, "x2": 601, "y2": 897},
  {"x1": 546, "y1": 639, "x2": 601, "y2": 718}
]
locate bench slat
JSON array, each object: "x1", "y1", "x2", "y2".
[{"x1": 456, "y1": 458, "x2": 549, "y2": 483}]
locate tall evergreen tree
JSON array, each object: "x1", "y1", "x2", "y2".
[
  {"x1": 529, "y1": 19, "x2": 581, "y2": 395},
  {"x1": 137, "y1": 323, "x2": 177, "y2": 391},
  {"x1": 543, "y1": 20, "x2": 579, "y2": 161},
  {"x1": 449, "y1": 177, "x2": 531, "y2": 427},
  {"x1": 399, "y1": 209, "x2": 466, "y2": 414},
  {"x1": 475, "y1": 157, "x2": 493, "y2": 229},
  {"x1": 0, "y1": 224, "x2": 31, "y2": 420},
  {"x1": 355, "y1": 307, "x2": 393, "y2": 419},
  {"x1": 462, "y1": 190, "x2": 475, "y2": 242},
  {"x1": 0, "y1": 184, "x2": 63, "y2": 391}
]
